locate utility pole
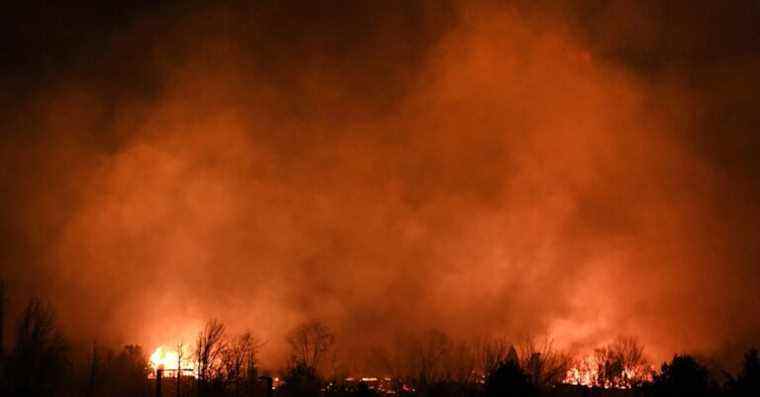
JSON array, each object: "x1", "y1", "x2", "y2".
[
  {"x1": 0, "y1": 279, "x2": 5, "y2": 358},
  {"x1": 87, "y1": 341, "x2": 99, "y2": 397},
  {"x1": 176, "y1": 341, "x2": 184, "y2": 397},
  {"x1": 156, "y1": 367, "x2": 164, "y2": 397}
]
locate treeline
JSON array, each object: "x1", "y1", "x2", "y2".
[{"x1": 0, "y1": 285, "x2": 758, "y2": 397}]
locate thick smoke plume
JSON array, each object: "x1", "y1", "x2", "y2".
[{"x1": 2, "y1": 0, "x2": 759, "y2": 369}]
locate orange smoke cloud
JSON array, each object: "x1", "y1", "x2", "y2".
[{"x1": 1, "y1": 0, "x2": 759, "y2": 371}]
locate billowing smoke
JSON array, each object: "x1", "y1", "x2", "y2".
[{"x1": 1, "y1": 0, "x2": 759, "y2": 369}]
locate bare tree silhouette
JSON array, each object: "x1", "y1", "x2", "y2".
[
  {"x1": 280, "y1": 361, "x2": 321, "y2": 397},
  {"x1": 6, "y1": 298, "x2": 69, "y2": 397},
  {"x1": 112, "y1": 345, "x2": 150, "y2": 397},
  {"x1": 372, "y1": 329, "x2": 449, "y2": 392},
  {"x1": 286, "y1": 320, "x2": 335, "y2": 371},
  {"x1": 219, "y1": 331, "x2": 263, "y2": 396},
  {"x1": 517, "y1": 337, "x2": 571, "y2": 387},
  {"x1": 370, "y1": 336, "x2": 409, "y2": 394},
  {"x1": 196, "y1": 319, "x2": 227, "y2": 395},
  {"x1": 175, "y1": 340, "x2": 186, "y2": 397},
  {"x1": 477, "y1": 336, "x2": 517, "y2": 377},
  {"x1": 372, "y1": 329, "x2": 482, "y2": 394},
  {"x1": 411, "y1": 329, "x2": 450, "y2": 387},
  {"x1": 593, "y1": 336, "x2": 651, "y2": 388},
  {"x1": 441, "y1": 338, "x2": 479, "y2": 385},
  {"x1": 90, "y1": 344, "x2": 150, "y2": 397}
]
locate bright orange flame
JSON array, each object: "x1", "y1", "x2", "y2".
[
  {"x1": 564, "y1": 355, "x2": 599, "y2": 387},
  {"x1": 149, "y1": 345, "x2": 195, "y2": 377},
  {"x1": 563, "y1": 355, "x2": 655, "y2": 388}
]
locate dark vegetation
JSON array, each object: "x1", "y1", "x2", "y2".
[{"x1": 0, "y1": 282, "x2": 758, "y2": 397}]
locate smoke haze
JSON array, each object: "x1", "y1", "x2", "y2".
[{"x1": 2, "y1": 0, "x2": 759, "y2": 369}]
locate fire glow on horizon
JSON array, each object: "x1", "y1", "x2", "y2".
[
  {"x1": 563, "y1": 354, "x2": 655, "y2": 389},
  {"x1": 4, "y1": 1, "x2": 757, "y2": 384},
  {"x1": 149, "y1": 345, "x2": 196, "y2": 378},
  {"x1": 146, "y1": 338, "x2": 657, "y2": 390}
]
